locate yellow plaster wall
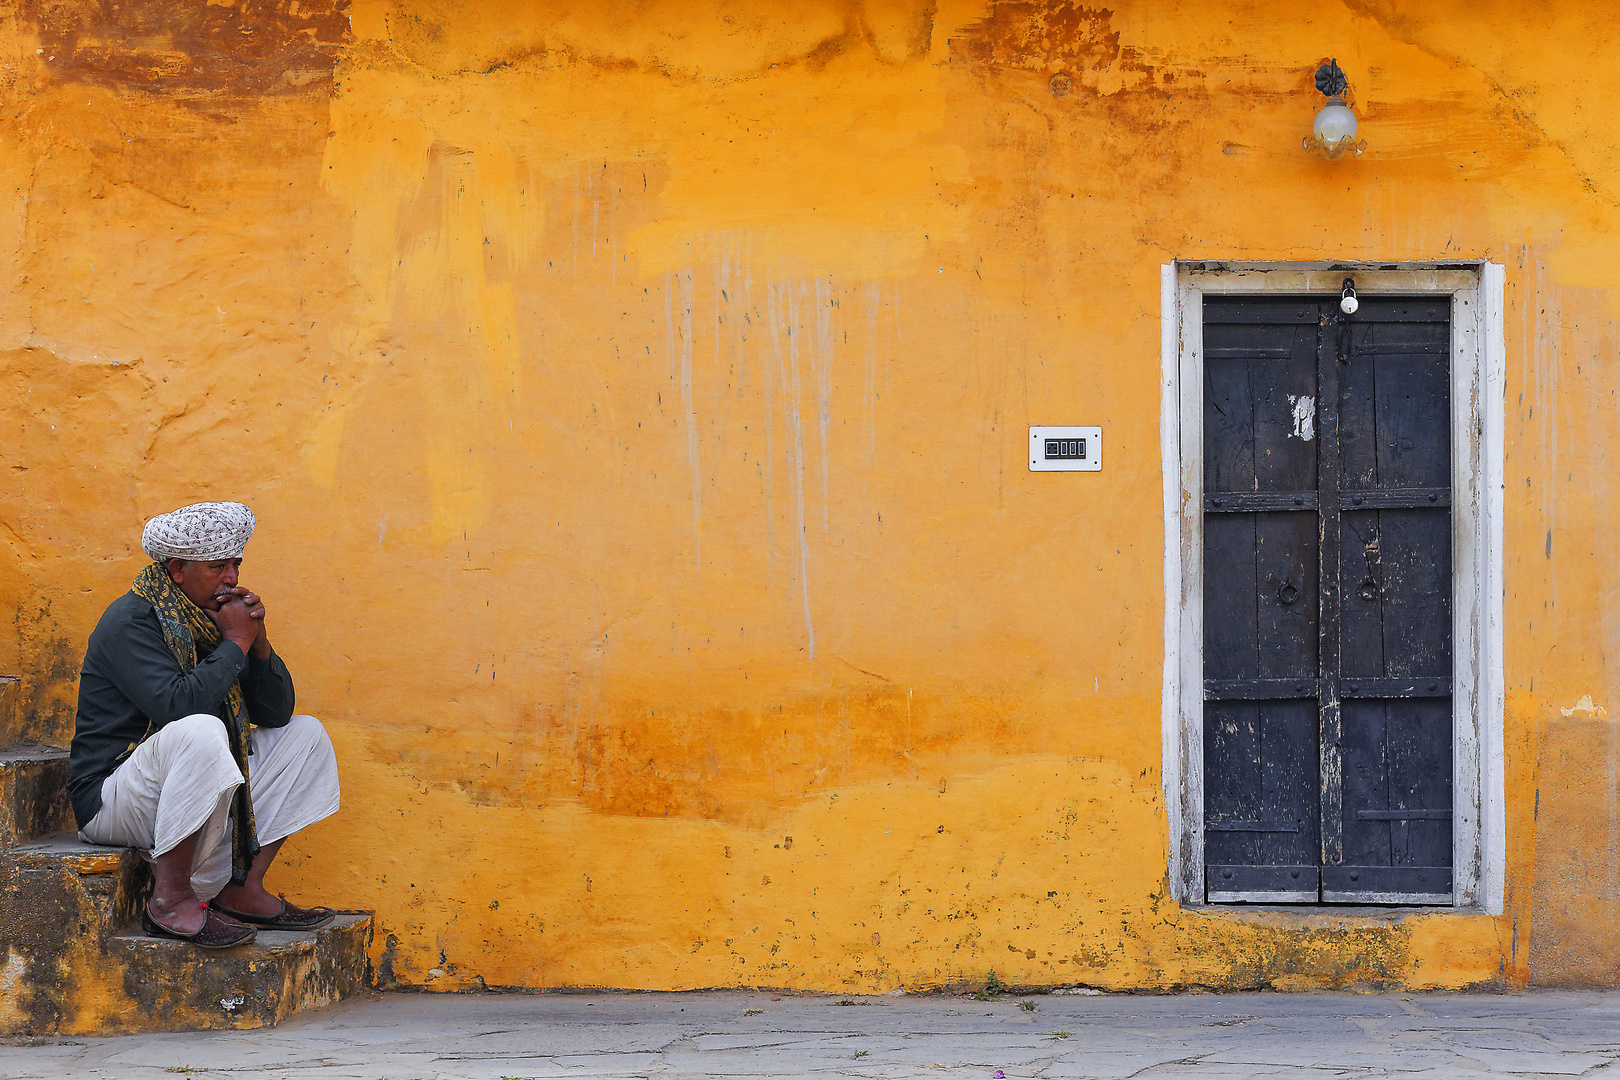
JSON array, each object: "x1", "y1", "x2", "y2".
[{"x1": 2, "y1": 0, "x2": 1618, "y2": 990}]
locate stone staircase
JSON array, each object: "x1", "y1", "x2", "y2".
[{"x1": 0, "y1": 676, "x2": 374, "y2": 1034}]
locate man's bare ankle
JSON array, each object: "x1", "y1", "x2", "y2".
[
  {"x1": 148, "y1": 893, "x2": 206, "y2": 933},
  {"x1": 149, "y1": 893, "x2": 198, "y2": 910}
]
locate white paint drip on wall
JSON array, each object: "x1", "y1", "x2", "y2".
[
  {"x1": 767, "y1": 279, "x2": 815, "y2": 659},
  {"x1": 788, "y1": 283, "x2": 815, "y2": 659},
  {"x1": 650, "y1": 259, "x2": 915, "y2": 659},
  {"x1": 814, "y1": 276, "x2": 834, "y2": 533},
  {"x1": 745, "y1": 257, "x2": 776, "y2": 572},
  {"x1": 1288, "y1": 394, "x2": 1315, "y2": 441},
  {"x1": 663, "y1": 271, "x2": 701, "y2": 563}
]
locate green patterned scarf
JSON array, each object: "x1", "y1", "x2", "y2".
[{"x1": 130, "y1": 561, "x2": 260, "y2": 886}]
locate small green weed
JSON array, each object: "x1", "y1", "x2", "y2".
[
  {"x1": 1018, "y1": 1000, "x2": 1036, "y2": 1012},
  {"x1": 744, "y1": 1009, "x2": 763, "y2": 1016},
  {"x1": 1049, "y1": 1030, "x2": 1073, "y2": 1040},
  {"x1": 854, "y1": 1049, "x2": 869, "y2": 1058},
  {"x1": 971, "y1": 969, "x2": 1004, "y2": 1001},
  {"x1": 834, "y1": 998, "x2": 875, "y2": 1006}
]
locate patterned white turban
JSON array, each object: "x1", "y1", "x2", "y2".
[{"x1": 141, "y1": 502, "x2": 256, "y2": 563}]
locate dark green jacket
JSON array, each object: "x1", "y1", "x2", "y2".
[{"x1": 67, "y1": 592, "x2": 295, "y2": 829}]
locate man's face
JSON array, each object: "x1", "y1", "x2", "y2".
[{"x1": 168, "y1": 557, "x2": 243, "y2": 612}]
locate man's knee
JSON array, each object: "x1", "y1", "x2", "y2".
[
  {"x1": 266, "y1": 714, "x2": 337, "y2": 768},
  {"x1": 161, "y1": 713, "x2": 233, "y2": 759},
  {"x1": 286, "y1": 712, "x2": 326, "y2": 735},
  {"x1": 285, "y1": 713, "x2": 333, "y2": 749}
]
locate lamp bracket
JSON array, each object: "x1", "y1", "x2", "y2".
[{"x1": 1315, "y1": 59, "x2": 1350, "y2": 98}]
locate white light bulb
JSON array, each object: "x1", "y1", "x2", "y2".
[
  {"x1": 1313, "y1": 102, "x2": 1359, "y2": 145},
  {"x1": 1304, "y1": 94, "x2": 1366, "y2": 158}
]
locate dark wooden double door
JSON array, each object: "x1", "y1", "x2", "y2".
[{"x1": 1203, "y1": 295, "x2": 1453, "y2": 904}]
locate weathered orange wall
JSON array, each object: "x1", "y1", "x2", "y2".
[{"x1": 2, "y1": 0, "x2": 1617, "y2": 991}]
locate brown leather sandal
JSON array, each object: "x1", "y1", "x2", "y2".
[
  {"x1": 211, "y1": 894, "x2": 335, "y2": 931},
  {"x1": 141, "y1": 903, "x2": 257, "y2": 949}
]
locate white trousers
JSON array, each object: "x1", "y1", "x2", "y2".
[{"x1": 80, "y1": 713, "x2": 341, "y2": 900}]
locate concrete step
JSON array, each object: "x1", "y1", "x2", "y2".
[
  {"x1": 0, "y1": 834, "x2": 373, "y2": 1035},
  {"x1": 102, "y1": 913, "x2": 373, "y2": 1033},
  {"x1": 0, "y1": 744, "x2": 75, "y2": 849},
  {"x1": 1, "y1": 835, "x2": 150, "y2": 1033}
]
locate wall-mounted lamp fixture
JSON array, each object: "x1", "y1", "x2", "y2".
[
  {"x1": 1339, "y1": 278, "x2": 1358, "y2": 314},
  {"x1": 1303, "y1": 59, "x2": 1366, "y2": 159}
]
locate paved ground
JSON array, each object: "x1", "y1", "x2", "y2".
[{"x1": 4, "y1": 990, "x2": 1620, "y2": 1079}]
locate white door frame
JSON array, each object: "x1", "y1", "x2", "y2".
[{"x1": 1159, "y1": 261, "x2": 1505, "y2": 911}]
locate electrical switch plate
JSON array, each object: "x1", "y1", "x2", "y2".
[{"x1": 1029, "y1": 426, "x2": 1102, "y2": 472}]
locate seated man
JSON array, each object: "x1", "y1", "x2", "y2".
[{"x1": 67, "y1": 501, "x2": 340, "y2": 948}]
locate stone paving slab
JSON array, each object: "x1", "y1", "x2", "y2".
[{"x1": 2, "y1": 990, "x2": 1620, "y2": 1079}]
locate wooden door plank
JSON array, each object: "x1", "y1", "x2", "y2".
[
  {"x1": 1204, "y1": 677, "x2": 1317, "y2": 700},
  {"x1": 1341, "y1": 699, "x2": 1392, "y2": 868},
  {"x1": 1251, "y1": 322, "x2": 1319, "y2": 493},
  {"x1": 1339, "y1": 489, "x2": 1449, "y2": 509},
  {"x1": 1376, "y1": 508, "x2": 1453, "y2": 678},
  {"x1": 1205, "y1": 702, "x2": 1263, "y2": 868},
  {"x1": 1205, "y1": 321, "x2": 1301, "y2": 352},
  {"x1": 1341, "y1": 677, "x2": 1450, "y2": 698},
  {"x1": 1373, "y1": 350, "x2": 1450, "y2": 490},
  {"x1": 1339, "y1": 321, "x2": 1380, "y2": 490},
  {"x1": 1347, "y1": 297, "x2": 1451, "y2": 325},
  {"x1": 1320, "y1": 864, "x2": 1452, "y2": 903},
  {"x1": 1207, "y1": 491, "x2": 1319, "y2": 512},
  {"x1": 1317, "y1": 309, "x2": 1345, "y2": 867},
  {"x1": 1385, "y1": 697, "x2": 1454, "y2": 868},
  {"x1": 1260, "y1": 700, "x2": 1321, "y2": 869},
  {"x1": 1204, "y1": 513, "x2": 1259, "y2": 680},
  {"x1": 1202, "y1": 298, "x2": 1322, "y2": 324},
  {"x1": 1205, "y1": 354, "x2": 1257, "y2": 494},
  {"x1": 1340, "y1": 509, "x2": 1387, "y2": 679},
  {"x1": 1255, "y1": 511, "x2": 1318, "y2": 680},
  {"x1": 1207, "y1": 864, "x2": 1319, "y2": 902}
]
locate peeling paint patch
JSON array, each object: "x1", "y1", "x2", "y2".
[
  {"x1": 954, "y1": 1, "x2": 1124, "y2": 75},
  {"x1": 21, "y1": 0, "x2": 349, "y2": 98},
  {"x1": 1558, "y1": 694, "x2": 1609, "y2": 718},
  {"x1": 0, "y1": 951, "x2": 29, "y2": 1031},
  {"x1": 1288, "y1": 395, "x2": 1316, "y2": 442}
]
